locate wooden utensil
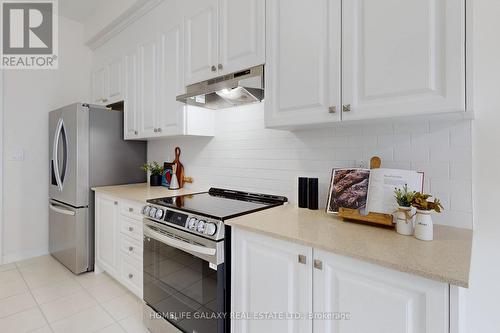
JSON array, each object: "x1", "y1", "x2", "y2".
[{"x1": 173, "y1": 147, "x2": 185, "y2": 188}]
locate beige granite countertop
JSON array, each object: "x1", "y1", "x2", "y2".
[
  {"x1": 91, "y1": 183, "x2": 207, "y2": 203},
  {"x1": 226, "y1": 204, "x2": 472, "y2": 288}
]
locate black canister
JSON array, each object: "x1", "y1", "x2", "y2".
[
  {"x1": 298, "y1": 177, "x2": 308, "y2": 208},
  {"x1": 308, "y1": 178, "x2": 319, "y2": 210}
]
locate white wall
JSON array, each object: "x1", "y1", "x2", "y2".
[
  {"x1": 149, "y1": 104, "x2": 473, "y2": 229},
  {"x1": 466, "y1": 0, "x2": 500, "y2": 331},
  {"x1": 2, "y1": 17, "x2": 91, "y2": 263}
]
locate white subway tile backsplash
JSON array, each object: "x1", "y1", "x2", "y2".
[{"x1": 149, "y1": 104, "x2": 473, "y2": 229}]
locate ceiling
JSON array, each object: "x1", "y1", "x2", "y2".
[{"x1": 59, "y1": 0, "x2": 102, "y2": 22}]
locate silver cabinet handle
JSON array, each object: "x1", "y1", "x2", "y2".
[
  {"x1": 157, "y1": 128, "x2": 162, "y2": 133},
  {"x1": 211, "y1": 65, "x2": 216, "y2": 72},
  {"x1": 328, "y1": 106, "x2": 336, "y2": 113},
  {"x1": 128, "y1": 246, "x2": 134, "y2": 252},
  {"x1": 114, "y1": 201, "x2": 118, "y2": 205},
  {"x1": 134, "y1": 130, "x2": 138, "y2": 135},
  {"x1": 343, "y1": 104, "x2": 351, "y2": 112},
  {"x1": 218, "y1": 64, "x2": 223, "y2": 70},
  {"x1": 298, "y1": 254, "x2": 307, "y2": 265},
  {"x1": 128, "y1": 226, "x2": 134, "y2": 232},
  {"x1": 128, "y1": 207, "x2": 133, "y2": 212},
  {"x1": 128, "y1": 273, "x2": 133, "y2": 279},
  {"x1": 153, "y1": 128, "x2": 157, "y2": 133},
  {"x1": 314, "y1": 259, "x2": 323, "y2": 270}
]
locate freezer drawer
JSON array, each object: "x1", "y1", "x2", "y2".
[{"x1": 49, "y1": 200, "x2": 89, "y2": 274}]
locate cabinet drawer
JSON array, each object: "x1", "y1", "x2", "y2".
[
  {"x1": 120, "y1": 200, "x2": 143, "y2": 220},
  {"x1": 121, "y1": 257, "x2": 143, "y2": 294},
  {"x1": 121, "y1": 234, "x2": 143, "y2": 262},
  {"x1": 120, "y1": 216, "x2": 142, "y2": 241}
]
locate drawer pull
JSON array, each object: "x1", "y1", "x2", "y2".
[
  {"x1": 128, "y1": 226, "x2": 134, "y2": 232},
  {"x1": 128, "y1": 246, "x2": 134, "y2": 252},
  {"x1": 128, "y1": 207, "x2": 133, "y2": 212},
  {"x1": 114, "y1": 201, "x2": 118, "y2": 205},
  {"x1": 314, "y1": 259, "x2": 323, "y2": 270},
  {"x1": 128, "y1": 273, "x2": 133, "y2": 279}
]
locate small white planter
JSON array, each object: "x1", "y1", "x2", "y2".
[
  {"x1": 414, "y1": 210, "x2": 433, "y2": 241},
  {"x1": 395, "y1": 206, "x2": 415, "y2": 236}
]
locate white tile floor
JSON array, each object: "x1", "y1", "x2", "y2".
[{"x1": 0, "y1": 255, "x2": 149, "y2": 333}]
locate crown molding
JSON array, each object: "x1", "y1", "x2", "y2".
[{"x1": 85, "y1": 0, "x2": 164, "y2": 51}]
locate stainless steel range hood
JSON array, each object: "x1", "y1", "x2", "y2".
[{"x1": 176, "y1": 65, "x2": 264, "y2": 110}]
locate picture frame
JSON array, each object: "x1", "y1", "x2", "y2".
[
  {"x1": 162, "y1": 162, "x2": 174, "y2": 187},
  {"x1": 326, "y1": 168, "x2": 370, "y2": 214}
]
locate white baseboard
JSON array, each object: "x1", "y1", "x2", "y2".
[{"x1": 2, "y1": 248, "x2": 49, "y2": 265}]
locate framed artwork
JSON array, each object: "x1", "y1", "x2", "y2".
[
  {"x1": 326, "y1": 168, "x2": 370, "y2": 214},
  {"x1": 162, "y1": 162, "x2": 174, "y2": 187}
]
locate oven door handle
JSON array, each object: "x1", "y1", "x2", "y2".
[{"x1": 144, "y1": 224, "x2": 216, "y2": 256}]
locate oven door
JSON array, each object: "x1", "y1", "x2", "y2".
[{"x1": 143, "y1": 220, "x2": 225, "y2": 333}]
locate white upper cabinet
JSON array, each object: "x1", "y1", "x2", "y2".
[
  {"x1": 157, "y1": 23, "x2": 184, "y2": 136},
  {"x1": 91, "y1": 67, "x2": 108, "y2": 105},
  {"x1": 137, "y1": 39, "x2": 158, "y2": 138},
  {"x1": 265, "y1": 0, "x2": 342, "y2": 128},
  {"x1": 92, "y1": 59, "x2": 123, "y2": 106},
  {"x1": 184, "y1": 0, "x2": 219, "y2": 85},
  {"x1": 218, "y1": 0, "x2": 265, "y2": 75},
  {"x1": 313, "y1": 249, "x2": 449, "y2": 333},
  {"x1": 123, "y1": 50, "x2": 139, "y2": 139},
  {"x1": 183, "y1": 0, "x2": 265, "y2": 85},
  {"x1": 342, "y1": 0, "x2": 465, "y2": 121},
  {"x1": 232, "y1": 228, "x2": 313, "y2": 333}
]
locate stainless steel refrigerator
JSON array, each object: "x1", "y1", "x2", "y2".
[{"x1": 49, "y1": 103, "x2": 146, "y2": 274}]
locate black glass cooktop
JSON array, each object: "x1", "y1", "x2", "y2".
[{"x1": 147, "y1": 188, "x2": 288, "y2": 220}]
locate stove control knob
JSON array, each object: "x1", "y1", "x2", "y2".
[
  {"x1": 205, "y1": 223, "x2": 217, "y2": 236},
  {"x1": 187, "y1": 217, "x2": 198, "y2": 229},
  {"x1": 149, "y1": 207, "x2": 157, "y2": 218},
  {"x1": 143, "y1": 206, "x2": 151, "y2": 216},
  {"x1": 155, "y1": 209, "x2": 164, "y2": 219},
  {"x1": 197, "y1": 220, "x2": 206, "y2": 233}
]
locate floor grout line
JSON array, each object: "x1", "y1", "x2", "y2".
[{"x1": 16, "y1": 266, "x2": 54, "y2": 332}]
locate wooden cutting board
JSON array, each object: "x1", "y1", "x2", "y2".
[{"x1": 173, "y1": 147, "x2": 184, "y2": 188}]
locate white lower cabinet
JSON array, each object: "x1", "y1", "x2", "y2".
[
  {"x1": 95, "y1": 193, "x2": 143, "y2": 298},
  {"x1": 232, "y1": 228, "x2": 450, "y2": 333},
  {"x1": 231, "y1": 228, "x2": 313, "y2": 333},
  {"x1": 313, "y1": 249, "x2": 449, "y2": 333}
]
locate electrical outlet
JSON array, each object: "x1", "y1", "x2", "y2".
[{"x1": 8, "y1": 148, "x2": 24, "y2": 161}]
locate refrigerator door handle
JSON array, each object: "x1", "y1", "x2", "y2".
[
  {"x1": 49, "y1": 201, "x2": 76, "y2": 216},
  {"x1": 52, "y1": 118, "x2": 64, "y2": 191}
]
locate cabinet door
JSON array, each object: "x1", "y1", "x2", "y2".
[
  {"x1": 218, "y1": 0, "x2": 265, "y2": 75},
  {"x1": 107, "y1": 59, "x2": 123, "y2": 103},
  {"x1": 158, "y1": 23, "x2": 184, "y2": 136},
  {"x1": 232, "y1": 228, "x2": 312, "y2": 333},
  {"x1": 124, "y1": 51, "x2": 139, "y2": 139},
  {"x1": 313, "y1": 249, "x2": 449, "y2": 333},
  {"x1": 138, "y1": 40, "x2": 158, "y2": 137},
  {"x1": 95, "y1": 194, "x2": 119, "y2": 276},
  {"x1": 265, "y1": 0, "x2": 341, "y2": 128},
  {"x1": 342, "y1": 0, "x2": 465, "y2": 120},
  {"x1": 183, "y1": 0, "x2": 218, "y2": 85},
  {"x1": 91, "y1": 67, "x2": 108, "y2": 105}
]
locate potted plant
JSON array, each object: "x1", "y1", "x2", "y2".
[
  {"x1": 394, "y1": 184, "x2": 417, "y2": 236},
  {"x1": 141, "y1": 161, "x2": 163, "y2": 187},
  {"x1": 411, "y1": 193, "x2": 444, "y2": 241}
]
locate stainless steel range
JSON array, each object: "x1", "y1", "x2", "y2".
[{"x1": 141, "y1": 188, "x2": 287, "y2": 333}]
